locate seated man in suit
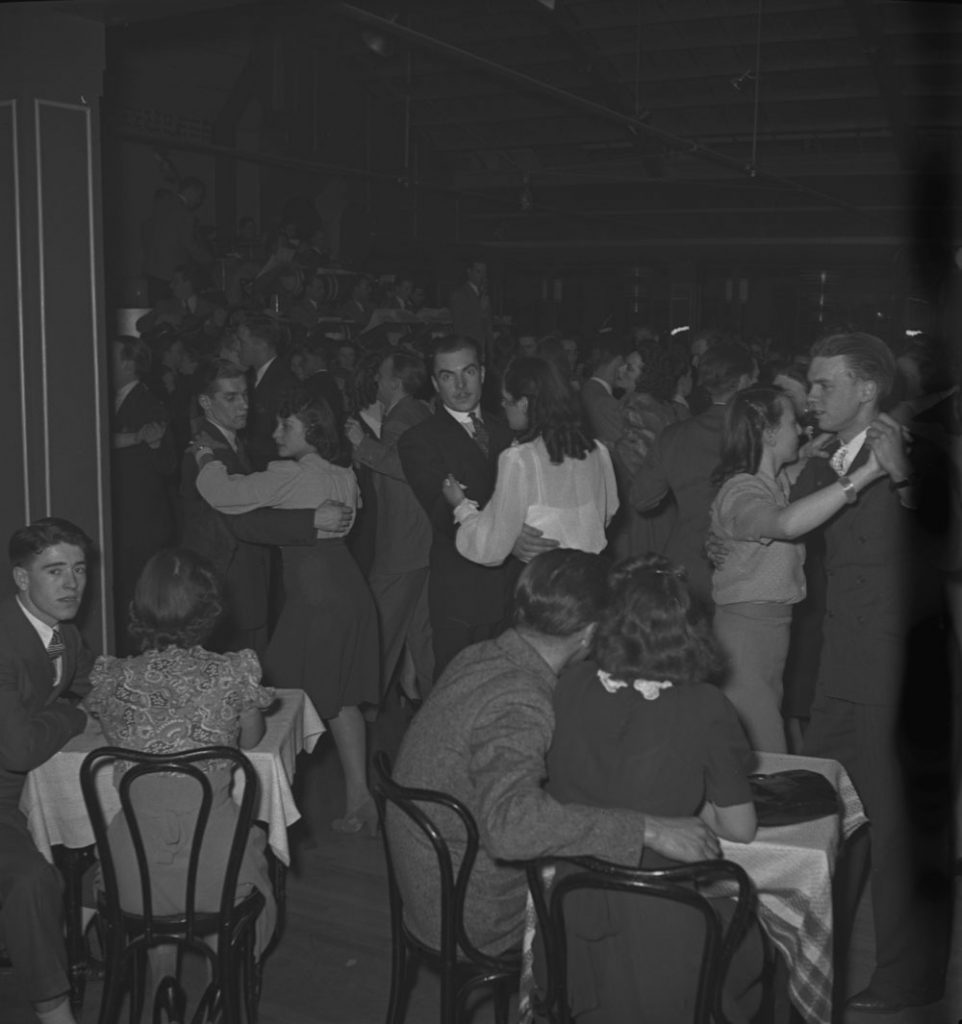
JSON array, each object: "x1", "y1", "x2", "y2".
[
  {"x1": 0, "y1": 518, "x2": 96, "y2": 1024},
  {"x1": 289, "y1": 269, "x2": 329, "y2": 333},
  {"x1": 336, "y1": 275, "x2": 376, "y2": 327},
  {"x1": 398, "y1": 336, "x2": 554, "y2": 677},
  {"x1": 389, "y1": 549, "x2": 722, "y2": 957}
]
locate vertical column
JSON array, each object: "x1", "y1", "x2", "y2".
[{"x1": 0, "y1": 6, "x2": 111, "y2": 653}]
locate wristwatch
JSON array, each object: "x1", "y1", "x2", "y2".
[
  {"x1": 890, "y1": 476, "x2": 913, "y2": 492},
  {"x1": 837, "y1": 475, "x2": 858, "y2": 504}
]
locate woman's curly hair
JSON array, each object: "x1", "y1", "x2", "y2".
[
  {"x1": 127, "y1": 548, "x2": 224, "y2": 651},
  {"x1": 504, "y1": 356, "x2": 594, "y2": 464},
  {"x1": 593, "y1": 553, "x2": 725, "y2": 687}
]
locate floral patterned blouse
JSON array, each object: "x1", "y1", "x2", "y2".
[{"x1": 85, "y1": 647, "x2": 275, "y2": 768}]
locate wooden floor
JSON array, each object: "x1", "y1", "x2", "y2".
[{"x1": 4, "y1": 704, "x2": 962, "y2": 1024}]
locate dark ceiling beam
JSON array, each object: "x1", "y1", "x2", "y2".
[
  {"x1": 525, "y1": 0, "x2": 663, "y2": 176},
  {"x1": 411, "y1": 94, "x2": 893, "y2": 129},
  {"x1": 477, "y1": 236, "x2": 902, "y2": 248},
  {"x1": 329, "y1": 2, "x2": 881, "y2": 222},
  {"x1": 393, "y1": 64, "x2": 877, "y2": 103},
  {"x1": 465, "y1": 204, "x2": 913, "y2": 220},
  {"x1": 841, "y1": 0, "x2": 917, "y2": 168}
]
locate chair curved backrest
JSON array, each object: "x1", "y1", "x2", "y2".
[
  {"x1": 371, "y1": 750, "x2": 520, "y2": 1024},
  {"x1": 80, "y1": 745, "x2": 264, "y2": 1024},
  {"x1": 527, "y1": 855, "x2": 756, "y2": 1024}
]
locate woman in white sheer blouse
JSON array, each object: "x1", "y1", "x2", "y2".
[{"x1": 442, "y1": 356, "x2": 618, "y2": 565}]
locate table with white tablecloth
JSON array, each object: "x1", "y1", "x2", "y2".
[
  {"x1": 518, "y1": 750, "x2": 867, "y2": 1024},
  {"x1": 21, "y1": 687, "x2": 324, "y2": 868},
  {"x1": 20, "y1": 687, "x2": 325, "y2": 1010},
  {"x1": 720, "y1": 751, "x2": 868, "y2": 1024}
]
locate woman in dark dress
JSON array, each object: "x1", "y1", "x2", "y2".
[
  {"x1": 194, "y1": 390, "x2": 380, "y2": 834},
  {"x1": 545, "y1": 554, "x2": 762, "y2": 1024}
]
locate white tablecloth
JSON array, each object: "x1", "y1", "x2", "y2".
[
  {"x1": 720, "y1": 750, "x2": 868, "y2": 1024},
  {"x1": 518, "y1": 750, "x2": 866, "y2": 1024},
  {"x1": 20, "y1": 688, "x2": 325, "y2": 868}
]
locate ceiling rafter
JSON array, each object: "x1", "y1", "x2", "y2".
[
  {"x1": 841, "y1": 0, "x2": 917, "y2": 169},
  {"x1": 526, "y1": 0, "x2": 664, "y2": 176}
]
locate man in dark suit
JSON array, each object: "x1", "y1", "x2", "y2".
[
  {"x1": 289, "y1": 271, "x2": 329, "y2": 333},
  {"x1": 180, "y1": 360, "x2": 328, "y2": 655},
  {"x1": 109, "y1": 336, "x2": 176, "y2": 652},
  {"x1": 794, "y1": 333, "x2": 951, "y2": 1014},
  {"x1": 630, "y1": 342, "x2": 757, "y2": 601},
  {"x1": 448, "y1": 260, "x2": 493, "y2": 361},
  {"x1": 398, "y1": 336, "x2": 516, "y2": 676},
  {"x1": 347, "y1": 350, "x2": 434, "y2": 699},
  {"x1": 235, "y1": 315, "x2": 299, "y2": 470},
  {"x1": 580, "y1": 332, "x2": 631, "y2": 450},
  {"x1": 0, "y1": 518, "x2": 95, "y2": 1024},
  {"x1": 296, "y1": 333, "x2": 345, "y2": 428}
]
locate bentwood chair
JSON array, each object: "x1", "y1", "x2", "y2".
[
  {"x1": 80, "y1": 746, "x2": 265, "y2": 1024},
  {"x1": 526, "y1": 855, "x2": 756, "y2": 1024},
  {"x1": 371, "y1": 751, "x2": 521, "y2": 1024}
]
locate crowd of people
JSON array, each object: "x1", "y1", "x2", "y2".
[{"x1": 2, "y1": 174, "x2": 959, "y2": 1023}]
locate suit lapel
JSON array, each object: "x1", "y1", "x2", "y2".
[
  {"x1": 6, "y1": 599, "x2": 59, "y2": 699},
  {"x1": 435, "y1": 405, "x2": 490, "y2": 467}
]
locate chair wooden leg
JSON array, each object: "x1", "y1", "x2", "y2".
[
  {"x1": 97, "y1": 949, "x2": 126, "y2": 1024},
  {"x1": 493, "y1": 980, "x2": 511, "y2": 1024},
  {"x1": 440, "y1": 968, "x2": 458, "y2": 1024},
  {"x1": 385, "y1": 945, "x2": 410, "y2": 1024}
]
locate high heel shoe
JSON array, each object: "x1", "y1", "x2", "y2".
[{"x1": 331, "y1": 798, "x2": 379, "y2": 837}]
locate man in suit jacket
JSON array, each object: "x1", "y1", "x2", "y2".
[
  {"x1": 109, "y1": 337, "x2": 176, "y2": 652},
  {"x1": 180, "y1": 360, "x2": 321, "y2": 655},
  {"x1": 347, "y1": 350, "x2": 434, "y2": 699},
  {"x1": 235, "y1": 315, "x2": 299, "y2": 470},
  {"x1": 0, "y1": 518, "x2": 95, "y2": 1024},
  {"x1": 630, "y1": 342, "x2": 757, "y2": 601},
  {"x1": 398, "y1": 336, "x2": 517, "y2": 677},
  {"x1": 296, "y1": 334, "x2": 345, "y2": 428},
  {"x1": 289, "y1": 271, "x2": 329, "y2": 333},
  {"x1": 390, "y1": 550, "x2": 721, "y2": 954},
  {"x1": 580, "y1": 333, "x2": 632, "y2": 450},
  {"x1": 793, "y1": 333, "x2": 951, "y2": 1014},
  {"x1": 448, "y1": 260, "x2": 493, "y2": 360}
]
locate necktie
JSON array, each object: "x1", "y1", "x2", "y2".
[
  {"x1": 47, "y1": 628, "x2": 65, "y2": 661},
  {"x1": 468, "y1": 411, "x2": 490, "y2": 457},
  {"x1": 829, "y1": 444, "x2": 847, "y2": 476}
]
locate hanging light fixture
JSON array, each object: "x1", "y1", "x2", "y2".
[{"x1": 362, "y1": 12, "x2": 399, "y2": 57}]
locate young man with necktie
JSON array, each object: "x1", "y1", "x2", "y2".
[
  {"x1": 0, "y1": 518, "x2": 95, "y2": 1024},
  {"x1": 795, "y1": 332, "x2": 950, "y2": 1014}
]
